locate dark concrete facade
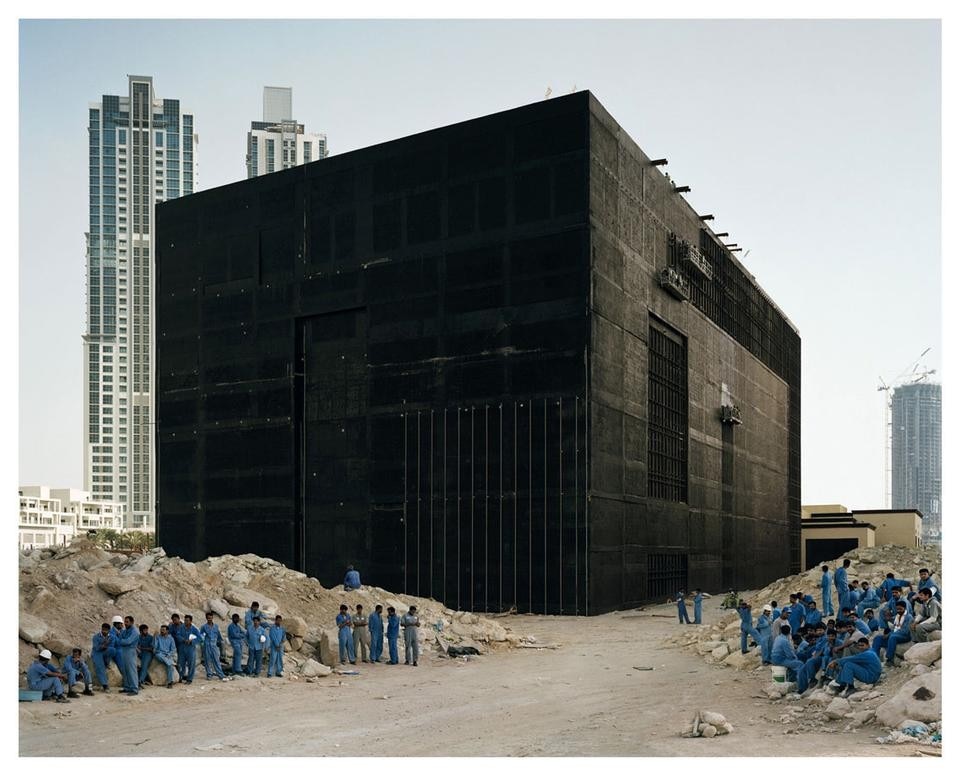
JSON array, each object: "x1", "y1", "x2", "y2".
[{"x1": 156, "y1": 91, "x2": 800, "y2": 615}]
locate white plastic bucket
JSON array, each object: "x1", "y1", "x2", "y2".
[{"x1": 771, "y1": 665, "x2": 787, "y2": 683}]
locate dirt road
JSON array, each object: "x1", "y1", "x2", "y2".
[{"x1": 20, "y1": 600, "x2": 918, "y2": 757}]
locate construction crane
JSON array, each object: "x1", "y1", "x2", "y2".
[{"x1": 877, "y1": 347, "x2": 936, "y2": 507}]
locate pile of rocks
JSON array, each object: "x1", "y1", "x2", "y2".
[
  {"x1": 19, "y1": 538, "x2": 527, "y2": 685},
  {"x1": 660, "y1": 545, "x2": 942, "y2": 743}
]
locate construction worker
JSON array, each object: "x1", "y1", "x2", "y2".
[
  {"x1": 771, "y1": 624, "x2": 809, "y2": 693},
  {"x1": 386, "y1": 606, "x2": 400, "y2": 665},
  {"x1": 911, "y1": 588, "x2": 941, "y2": 642},
  {"x1": 756, "y1": 604, "x2": 773, "y2": 664},
  {"x1": 856, "y1": 582, "x2": 880, "y2": 617},
  {"x1": 137, "y1": 623, "x2": 155, "y2": 687},
  {"x1": 336, "y1": 604, "x2": 356, "y2": 664},
  {"x1": 353, "y1": 604, "x2": 371, "y2": 663},
  {"x1": 267, "y1": 614, "x2": 286, "y2": 677},
  {"x1": 343, "y1": 564, "x2": 362, "y2": 591},
  {"x1": 109, "y1": 615, "x2": 125, "y2": 672},
  {"x1": 834, "y1": 559, "x2": 851, "y2": 612},
  {"x1": 803, "y1": 600, "x2": 823, "y2": 629},
  {"x1": 737, "y1": 600, "x2": 762, "y2": 654},
  {"x1": 180, "y1": 614, "x2": 201, "y2": 684},
  {"x1": 115, "y1": 616, "x2": 140, "y2": 695},
  {"x1": 63, "y1": 648, "x2": 94, "y2": 697},
  {"x1": 154, "y1": 624, "x2": 178, "y2": 688},
  {"x1": 786, "y1": 594, "x2": 805, "y2": 634},
  {"x1": 91, "y1": 623, "x2": 113, "y2": 691},
  {"x1": 169, "y1": 613, "x2": 187, "y2": 679},
  {"x1": 402, "y1": 605, "x2": 421, "y2": 666},
  {"x1": 820, "y1": 565, "x2": 834, "y2": 615},
  {"x1": 227, "y1": 613, "x2": 246, "y2": 675},
  {"x1": 916, "y1": 568, "x2": 941, "y2": 602},
  {"x1": 827, "y1": 637, "x2": 882, "y2": 697},
  {"x1": 27, "y1": 650, "x2": 70, "y2": 702},
  {"x1": 872, "y1": 600, "x2": 912, "y2": 666},
  {"x1": 245, "y1": 602, "x2": 263, "y2": 631},
  {"x1": 847, "y1": 611, "x2": 871, "y2": 638},
  {"x1": 862, "y1": 608, "x2": 880, "y2": 632},
  {"x1": 692, "y1": 589, "x2": 710, "y2": 625},
  {"x1": 369, "y1": 604, "x2": 385, "y2": 663},
  {"x1": 200, "y1": 612, "x2": 227, "y2": 680},
  {"x1": 247, "y1": 616, "x2": 267, "y2": 676},
  {"x1": 673, "y1": 590, "x2": 691, "y2": 624}
]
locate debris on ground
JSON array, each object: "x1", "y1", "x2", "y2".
[
  {"x1": 19, "y1": 537, "x2": 527, "y2": 683},
  {"x1": 683, "y1": 709, "x2": 734, "y2": 738}
]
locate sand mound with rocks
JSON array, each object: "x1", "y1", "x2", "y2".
[{"x1": 19, "y1": 538, "x2": 528, "y2": 683}]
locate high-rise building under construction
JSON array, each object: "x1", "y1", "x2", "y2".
[
  {"x1": 891, "y1": 382, "x2": 941, "y2": 543},
  {"x1": 155, "y1": 92, "x2": 800, "y2": 614}
]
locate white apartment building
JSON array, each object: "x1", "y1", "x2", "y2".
[
  {"x1": 246, "y1": 86, "x2": 327, "y2": 178},
  {"x1": 19, "y1": 486, "x2": 126, "y2": 550},
  {"x1": 84, "y1": 75, "x2": 197, "y2": 530}
]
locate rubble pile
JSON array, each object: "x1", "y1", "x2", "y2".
[
  {"x1": 19, "y1": 538, "x2": 527, "y2": 683},
  {"x1": 660, "y1": 545, "x2": 942, "y2": 744}
]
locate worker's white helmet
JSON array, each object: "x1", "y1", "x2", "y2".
[
  {"x1": 763, "y1": 605, "x2": 772, "y2": 612},
  {"x1": 111, "y1": 615, "x2": 123, "y2": 623},
  {"x1": 39, "y1": 649, "x2": 52, "y2": 659}
]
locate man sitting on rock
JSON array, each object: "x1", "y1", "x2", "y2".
[
  {"x1": 63, "y1": 648, "x2": 95, "y2": 697},
  {"x1": 826, "y1": 637, "x2": 882, "y2": 698},
  {"x1": 153, "y1": 624, "x2": 178, "y2": 688},
  {"x1": 911, "y1": 588, "x2": 941, "y2": 643},
  {"x1": 27, "y1": 649, "x2": 70, "y2": 703},
  {"x1": 871, "y1": 600, "x2": 912, "y2": 667},
  {"x1": 343, "y1": 565, "x2": 362, "y2": 591},
  {"x1": 915, "y1": 568, "x2": 941, "y2": 602}
]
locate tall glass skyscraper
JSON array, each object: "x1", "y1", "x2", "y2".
[
  {"x1": 84, "y1": 75, "x2": 197, "y2": 530},
  {"x1": 891, "y1": 381, "x2": 942, "y2": 543},
  {"x1": 246, "y1": 86, "x2": 327, "y2": 178}
]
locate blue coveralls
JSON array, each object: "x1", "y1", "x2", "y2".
[
  {"x1": 336, "y1": 613, "x2": 356, "y2": 663},
  {"x1": 27, "y1": 660, "x2": 64, "y2": 698},
  {"x1": 369, "y1": 611, "x2": 384, "y2": 662},
  {"x1": 836, "y1": 649, "x2": 883, "y2": 686},
  {"x1": 804, "y1": 609, "x2": 823, "y2": 629},
  {"x1": 755, "y1": 613, "x2": 772, "y2": 663},
  {"x1": 852, "y1": 619, "x2": 871, "y2": 638},
  {"x1": 228, "y1": 622, "x2": 246, "y2": 674},
  {"x1": 137, "y1": 632, "x2": 155, "y2": 685},
  {"x1": 835, "y1": 566, "x2": 849, "y2": 611},
  {"x1": 739, "y1": 606, "x2": 761, "y2": 654},
  {"x1": 857, "y1": 589, "x2": 880, "y2": 617},
  {"x1": 247, "y1": 623, "x2": 267, "y2": 676},
  {"x1": 798, "y1": 636, "x2": 828, "y2": 688},
  {"x1": 917, "y1": 576, "x2": 941, "y2": 602},
  {"x1": 154, "y1": 634, "x2": 177, "y2": 684},
  {"x1": 821, "y1": 570, "x2": 834, "y2": 615},
  {"x1": 848, "y1": 588, "x2": 862, "y2": 611},
  {"x1": 676, "y1": 593, "x2": 691, "y2": 624},
  {"x1": 181, "y1": 624, "x2": 201, "y2": 682},
  {"x1": 386, "y1": 613, "x2": 400, "y2": 664},
  {"x1": 771, "y1": 634, "x2": 809, "y2": 692},
  {"x1": 244, "y1": 609, "x2": 262, "y2": 631},
  {"x1": 116, "y1": 625, "x2": 140, "y2": 694},
  {"x1": 110, "y1": 626, "x2": 124, "y2": 672},
  {"x1": 64, "y1": 656, "x2": 92, "y2": 689},
  {"x1": 267, "y1": 625, "x2": 286, "y2": 677},
  {"x1": 693, "y1": 593, "x2": 704, "y2": 625},
  {"x1": 170, "y1": 622, "x2": 188, "y2": 679},
  {"x1": 787, "y1": 600, "x2": 805, "y2": 634},
  {"x1": 344, "y1": 569, "x2": 362, "y2": 590},
  {"x1": 91, "y1": 631, "x2": 112, "y2": 688},
  {"x1": 201, "y1": 622, "x2": 225, "y2": 679},
  {"x1": 872, "y1": 612, "x2": 913, "y2": 664}
]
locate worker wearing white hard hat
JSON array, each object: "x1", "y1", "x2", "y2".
[
  {"x1": 757, "y1": 605, "x2": 774, "y2": 665},
  {"x1": 27, "y1": 649, "x2": 70, "y2": 702}
]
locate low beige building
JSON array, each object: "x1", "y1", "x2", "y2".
[{"x1": 800, "y1": 504, "x2": 922, "y2": 570}]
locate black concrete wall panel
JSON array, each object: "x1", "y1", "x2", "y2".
[{"x1": 157, "y1": 91, "x2": 797, "y2": 615}]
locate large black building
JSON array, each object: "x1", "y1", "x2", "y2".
[{"x1": 156, "y1": 91, "x2": 800, "y2": 614}]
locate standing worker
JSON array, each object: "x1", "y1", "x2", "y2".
[
  {"x1": 353, "y1": 604, "x2": 371, "y2": 663},
  {"x1": 227, "y1": 613, "x2": 246, "y2": 676},
  {"x1": 693, "y1": 589, "x2": 710, "y2": 625},
  {"x1": 27, "y1": 650, "x2": 70, "y2": 703},
  {"x1": 386, "y1": 606, "x2": 400, "y2": 665},
  {"x1": 820, "y1": 565, "x2": 834, "y2": 616},
  {"x1": 369, "y1": 604, "x2": 385, "y2": 663},
  {"x1": 180, "y1": 614, "x2": 201, "y2": 684},
  {"x1": 63, "y1": 648, "x2": 94, "y2": 697},
  {"x1": 344, "y1": 565, "x2": 362, "y2": 591},
  {"x1": 673, "y1": 590, "x2": 691, "y2": 624},
  {"x1": 246, "y1": 616, "x2": 267, "y2": 677},
  {"x1": 834, "y1": 559, "x2": 851, "y2": 612},
  {"x1": 401, "y1": 605, "x2": 421, "y2": 666},
  {"x1": 267, "y1": 614, "x2": 286, "y2": 678},
  {"x1": 336, "y1": 604, "x2": 356, "y2": 665},
  {"x1": 245, "y1": 602, "x2": 263, "y2": 631},
  {"x1": 738, "y1": 601, "x2": 762, "y2": 654},
  {"x1": 154, "y1": 624, "x2": 178, "y2": 688},
  {"x1": 169, "y1": 613, "x2": 187, "y2": 680},
  {"x1": 756, "y1": 605, "x2": 773, "y2": 665},
  {"x1": 200, "y1": 612, "x2": 228, "y2": 681},
  {"x1": 137, "y1": 624, "x2": 155, "y2": 687},
  {"x1": 91, "y1": 623, "x2": 113, "y2": 692},
  {"x1": 116, "y1": 615, "x2": 140, "y2": 695},
  {"x1": 110, "y1": 616, "x2": 125, "y2": 672}
]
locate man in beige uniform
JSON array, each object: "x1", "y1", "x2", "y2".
[{"x1": 352, "y1": 604, "x2": 371, "y2": 663}]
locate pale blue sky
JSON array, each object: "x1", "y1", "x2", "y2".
[{"x1": 18, "y1": 19, "x2": 941, "y2": 509}]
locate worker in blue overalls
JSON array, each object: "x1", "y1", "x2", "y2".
[
  {"x1": 673, "y1": 590, "x2": 691, "y2": 624},
  {"x1": 336, "y1": 604, "x2": 356, "y2": 664},
  {"x1": 386, "y1": 606, "x2": 400, "y2": 665},
  {"x1": 91, "y1": 623, "x2": 113, "y2": 692},
  {"x1": 692, "y1": 589, "x2": 710, "y2": 625},
  {"x1": 228, "y1": 613, "x2": 246, "y2": 676},
  {"x1": 369, "y1": 604, "x2": 385, "y2": 663},
  {"x1": 820, "y1": 565, "x2": 834, "y2": 616}
]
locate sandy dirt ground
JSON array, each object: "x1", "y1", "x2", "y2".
[{"x1": 20, "y1": 598, "x2": 927, "y2": 757}]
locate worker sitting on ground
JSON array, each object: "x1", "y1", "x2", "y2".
[
  {"x1": 343, "y1": 565, "x2": 362, "y2": 591},
  {"x1": 27, "y1": 650, "x2": 70, "y2": 703},
  {"x1": 720, "y1": 590, "x2": 738, "y2": 610},
  {"x1": 826, "y1": 637, "x2": 882, "y2": 698},
  {"x1": 771, "y1": 624, "x2": 810, "y2": 693},
  {"x1": 63, "y1": 648, "x2": 95, "y2": 697},
  {"x1": 911, "y1": 588, "x2": 941, "y2": 643},
  {"x1": 872, "y1": 600, "x2": 912, "y2": 667}
]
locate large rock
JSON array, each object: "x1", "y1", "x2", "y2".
[
  {"x1": 823, "y1": 697, "x2": 851, "y2": 720},
  {"x1": 765, "y1": 681, "x2": 796, "y2": 699},
  {"x1": 97, "y1": 576, "x2": 143, "y2": 597},
  {"x1": 203, "y1": 598, "x2": 231, "y2": 619},
  {"x1": 42, "y1": 634, "x2": 77, "y2": 658},
  {"x1": 928, "y1": 630, "x2": 942, "y2": 642},
  {"x1": 284, "y1": 615, "x2": 308, "y2": 638},
  {"x1": 318, "y1": 629, "x2": 341, "y2": 667},
  {"x1": 722, "y1": 649, "x2": 761, "y2": 671},
  {"x1": 146, "y1": 656, "x2": 181, "y2": 685},
  {"x1": 903, "y1": 641, "x2": 941, "y2": 666},
  {"x1": 19, "y1": 613, "x2": 50, "y2": 644},
  {"x1": 709, "y1": 644, "x2": 730, "y2": 662},
  {"x1": 875, "y1": 671, "x2": 941, "y2": 727},
  {"x1": 697, "y1": 640, "x2": 724, "y2": 655},
  {"x1": 122, "y1": 554, "x2": 156, "y2": 575},
  {"x1": 300, "y1": 658, "x2": 332, "y2": 677},
  {"x1": 222, "y1": 587, "x2": 278, "y2": 612}
]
